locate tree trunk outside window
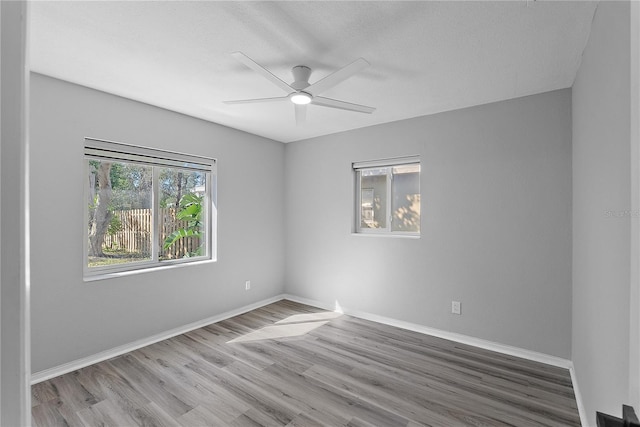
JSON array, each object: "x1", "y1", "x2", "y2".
[{"x1": 88, "y1": 162, "x2": 113, "y2": 257}]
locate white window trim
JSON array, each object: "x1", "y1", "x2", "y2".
[
  {"x1": 83, "y1": 138, "x2": 217, "y2": 279},
  {"x1": 353, "y1": 155, "x2": 420, "y2": 236}
]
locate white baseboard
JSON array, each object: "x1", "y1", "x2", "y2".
[
  {"x1": 282, "y1": 293, "x2": 572, "y2": 369},
  {"x1": 569, "y1": 364, "x2": 589, "y2": 427},
  {"x1": 30, "y1": 295, "x2": 286, "y2": 384}
]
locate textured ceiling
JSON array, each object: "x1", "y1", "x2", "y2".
[{"x1": 30, "y1": 1, "x2": 597, "y2": 143}]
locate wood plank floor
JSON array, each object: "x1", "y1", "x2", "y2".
[{"x1": 32, "y1": 300, "x2": 581, "y2": 426}]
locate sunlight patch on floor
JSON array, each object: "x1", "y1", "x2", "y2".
[
  {"x1": 227, "y1": 321, "x2": 329, "y2": 343},
  {"x1": 275, "y1": 311, "x2": 342, "y2": 325}
]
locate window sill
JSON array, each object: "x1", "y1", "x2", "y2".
[
  {"x1": 351, "y1": 232, "x2": 420, "y2": 239},
  {"x1": 84, "y1": 258, "x2": 216, "y2": 282}
]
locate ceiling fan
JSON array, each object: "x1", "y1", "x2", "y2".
[{"x1": 224, "y1": 52, "x2": 376, "y2": 125}]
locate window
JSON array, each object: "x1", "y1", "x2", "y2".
[
  {"x1": 84, "y1": 138, "x2": 216, "y2": 277},
  {"x1": 354, "y1": 156, "x2": 420, "y2": 235}
]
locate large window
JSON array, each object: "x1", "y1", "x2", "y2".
[
  {"x1": 354, "y1": 156, "x2": 420, "y2": 235},
  {"x1": 84, "y1": 138, "x2": 216, "y2": 277}
]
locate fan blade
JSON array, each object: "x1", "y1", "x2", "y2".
[
  {"x1": 306, "y1": 58, "x2": 369, "y2": 96},
  {"x1": 312, "y1": 96, "x2": 375, "y2": 114},
  {"x1": 295, "y1": 104, "x2": 307, "y2": 125},
  {"x1": 231, "y1": 51, "x2": 293, "y2": 94},
  {"x1": 224, "y1": 96, "x2": 289, "y2": 105}
]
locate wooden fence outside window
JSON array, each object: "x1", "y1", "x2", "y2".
[{"x1": 102, "y1": 208, "x2": 201, "y2": 259}]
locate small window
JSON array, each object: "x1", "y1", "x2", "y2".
[
  {"x1": 84, "y1": 138, "x2": 216, "y2": 277},
  {"x1": 354, "y1": 156, "x2": 420, "y2": 235}
]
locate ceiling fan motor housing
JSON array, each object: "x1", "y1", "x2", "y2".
[{"x1": 291, "y1": 65, "x2": 311, "y2": 90}]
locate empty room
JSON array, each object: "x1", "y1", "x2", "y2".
[{"x1": 1, "y1": 1, "x2": 639, "y2": 426}]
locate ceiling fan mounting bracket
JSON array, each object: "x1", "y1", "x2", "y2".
[{"x1": 290, "y1": 65, "x2": 311, "y2": 90}]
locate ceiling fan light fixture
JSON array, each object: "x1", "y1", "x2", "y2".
[{"x1": 290, "y1": 92, "x2": 312, "y2": 105}]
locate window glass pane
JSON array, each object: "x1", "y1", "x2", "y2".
[
  {"x1": 159, "y1": 168, "x2": 207, "y2": 261},
  {"x1": 360, "y1": 168, "x2": 388, "y2": 229},
  {"x1": 391, "y1": 164, "x2": 420, "y2": 232},
  {"x1": 87, "y1": 160, "x2": 153, "y2": 268}
]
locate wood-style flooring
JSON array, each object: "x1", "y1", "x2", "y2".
[{"x1": 31, "y1": 300, "x2": 581, "y2": 426}]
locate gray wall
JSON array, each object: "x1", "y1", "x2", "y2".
[
  {"x1": 30, "y1": 73, "x2": 286, "y2": 373},
  {"x1": 285, "y1": 89, "x2": 573, "y2": 358},
  {"x1": 572, "y1": 2, "x2": 632, "y2": 424}
]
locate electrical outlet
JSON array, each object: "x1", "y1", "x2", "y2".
[
  {"x1": 451, "y1": 301, "x2": 461, "y2": 315},
  {"x1": 245, "y1": 280, "x2": 251, "y2": 290}
]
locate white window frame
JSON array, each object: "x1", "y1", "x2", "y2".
[
  {"x1": 83, "y1": 137, "x2": 217, "y2": 279},
  {"x1": 353, "y1": 156, "x2": 420, "y2": 236}
]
